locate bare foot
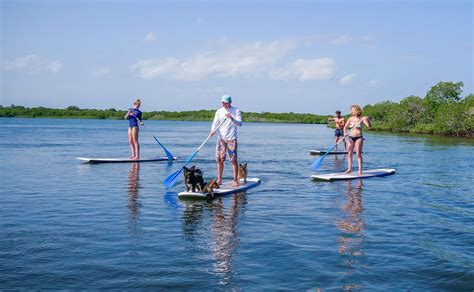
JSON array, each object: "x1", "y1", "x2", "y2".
[
  {"x1": 232, "y1": 181, "x2": 239, "y2": 187},
  {"x1": 344, "y1": 169, "x2": 352, "y2": 174},
  {"x1": 132, "y1": 156, "x2": 139, "y2": 160},
  {"x1": 358, "y1": 171, "x2": 362, "y2": 176},
  {"x1": 216, "y1": 180, "x2": 222, "y2": 185},
  {"x1": 130, "y1": 156, "x2": 135, "y2": 159}
]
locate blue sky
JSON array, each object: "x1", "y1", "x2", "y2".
[{"x1": 1, "y1": 0, "x2": 472, "y2": 114}]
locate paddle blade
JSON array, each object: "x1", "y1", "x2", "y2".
[
  {"x1": 163, "y1": 169, "x2": 182, "y2": 189},
  {"x1": 311, "y1": 157, "x2": 324, "y2": 171},
  {"x1": 163, "y1": 147, "x2": 174, "y2": 161},
  {"x1": 151, "y1": 136, "x2": 175, "y2": 161}
]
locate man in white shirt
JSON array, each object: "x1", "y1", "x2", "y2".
[{"x1": 209, "y1": 95, "x2": 242, "y2": 187}]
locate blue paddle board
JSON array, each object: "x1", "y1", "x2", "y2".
[
  {"x1": 312, "y1": 168, "x2": 396, "y2": 181},
  {"x1": 77, "y1": 156, "x2": 177, "y2": 164},
  {"x1": 178, "y1": 178, "x2": 261, "y2": 199}
]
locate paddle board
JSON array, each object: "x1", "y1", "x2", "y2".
[
  {"x1": 77, "y1": 156, "x2": 177, "y2": 164},
  {"x1": 312, "y1": 168, "x2": 396, "y2": 181},
  {"x1": 178, "y1": 178, "x2": 261, "y2": 199}
]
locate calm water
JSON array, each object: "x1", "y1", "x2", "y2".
[{"x1": 1, "y1": 118, "x2": 473, "y2": 290}]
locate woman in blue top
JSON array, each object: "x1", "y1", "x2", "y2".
[{"x1": 124, "y1": 98, "x2": 143, "y2": 160}]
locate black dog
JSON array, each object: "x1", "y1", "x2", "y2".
[
  {"x1": 183, "y1": 166, "x2": 197, "y2": 192},
  {"x1": 183, "y1": 165, "x2": 206, "y2": 192},
  {"x1": 194, "y1": 168, "x2": 205, "y2": 192}
]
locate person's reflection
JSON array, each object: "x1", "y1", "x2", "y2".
[
  {"x1": 127, "y1": 162, "x2": 141, "y2": 233},
  {"x1": 333, "y1": 153, "x2": 346, "y2": 170},
  {"x1": 181, "y1": 193, "x2": 247, "y2": 286},
  {"x1": 210, "y1": 194, "x2": 247, "y2": 285},
  {"x1": 337, "y1": 180, "x2": 365, "y2": 266}
]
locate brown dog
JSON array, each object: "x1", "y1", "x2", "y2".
[
  {"x1": 238, "y1": 163, "x2": 248, "y2": 184},
  {"x1": 201, "y1": 179, "x2": 220, "y2": 198}
]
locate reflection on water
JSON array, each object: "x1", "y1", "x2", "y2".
[
  {"x1": 181, "y1": 193, "x2": 248, "y2": 286},
  {"x1": 127, "y1": 163, "x2": 141, "y2": 233},
  {"x1": 332, "y1": 154, "x2": 346, "y2": 171},
  {"x1": 211, "y1": 194, "x2": 247, "y2": 285},
  {"x1": 3, "y1": 119, "x2": 473, "y2": 290},
  {"x1": 337, "y1": 180, "x2": 365, "y2": 288}
]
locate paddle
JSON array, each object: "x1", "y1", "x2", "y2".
[
  {"x1": 311, "y1": 118, "x2": 364, "y2": 171},
  {"x1": 163, "y1": 118, "x2": 228, "y2": 189},
  {"x1": 131, "y1": 114, "x2": 175, "y2": 161}
]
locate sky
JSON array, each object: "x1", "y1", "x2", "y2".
[{"x1": 1, "y1": 0, "x2": 472, "y2": 114}]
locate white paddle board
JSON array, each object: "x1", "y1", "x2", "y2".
[
  {"x1": 77, "y1": 156, "x2": 177, "y2": 164},
  {"x1": 312, "y1": 168, "x2": 396, "y2": 181},
  {"x1": 178, "y1": 178, "x2": 261, "y2": 199}
]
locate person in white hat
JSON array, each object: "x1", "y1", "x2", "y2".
[{"x1": 209, "y1": 95, "x2": 242, "y2": 187}]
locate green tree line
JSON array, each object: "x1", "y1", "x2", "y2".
[
  {"x1": 1, "y1": 81, "x2": 472, "y2": 136},
  {"x1": 362, "y1": 81, "x2": 473, "y2": 136},
  {"x1": 0, "y1": 105, "x2": 329, "y2": 124}
]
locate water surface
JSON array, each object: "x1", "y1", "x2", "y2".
[{"x1": 1, "y1": 118, "x2": 473, "y2": 290}]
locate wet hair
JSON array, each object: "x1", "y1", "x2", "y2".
[
  {"x1": 351, "y1": 105, "x2": 362, "y2": 117},
  {"x1": 133, "y1": 98, "x2": 141, "y2": 105}
]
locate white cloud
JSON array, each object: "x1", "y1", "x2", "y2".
[
  {"x1": 144, "y1": 32, "x2": 157, "y2": 43},
  {"x1": 331, "y1": 34, "x2": 352, "y2": 46},
  {"x1": 339, "y1": 74, "x2": 356, "y2": 85},
  {"x1": 368, "y1": 79, "x2": 382, "y2": 87},
  {"x1": 272, "y1": 58, "x2": 336, "y2": 81},
  {"x1": 90, "y1": 66, "x2": 111, "y2": 77},
  {"x1": 130, "y1": 40, "x2": 298, "y2": 81},
  {"x1": 130, "y1": 58, "x2": 180, "y2": 80},
  {"x1": 130, "y1": 40, "x2": 336, "y2": 81},
  {"x1": 3, "y1": 54, "x2": 63, "y2": 73}
]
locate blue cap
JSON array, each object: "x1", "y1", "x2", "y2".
[{"x1": 221, "y1": 95, "x2": 232, "y2": 103}]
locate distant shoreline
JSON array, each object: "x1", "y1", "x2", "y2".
[
  {"x1": 0, "y1": 106, "x2": 330, "y2": 124},
  {"x1": 2, "y1": 80, "x2": 473, "y2": 138}
]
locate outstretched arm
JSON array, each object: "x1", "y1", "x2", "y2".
[{"x1": 210, "y1": 112, "x2": 220, "y2": 136}]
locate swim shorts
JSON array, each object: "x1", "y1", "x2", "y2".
[{"x1": 216, "y1": 138, "x2": 238, "y2": 161}]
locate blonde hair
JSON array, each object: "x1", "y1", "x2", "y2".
[
  {"x1": 133, "y1": 98, "x2": 141, "y2": 105},
  {"x1": 351, "y1": 104, "x2": 362, "y2": 117}
]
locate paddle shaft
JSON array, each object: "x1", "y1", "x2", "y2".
[
  {"x1": 181, "y1": 118, "x2": 228, "y2": 167},
  {"x1": 130, "y1": 114, "x2": 174, "y2": 160},
  {"x1": 311, "y1": 118, "x2": 365, "y2": 170},
  {"x1": 322, "y1": 119, "x2": 364, "y2": 158},
  {"x1": 163, "y1": 118, "x2": 228, "y2": 189}
]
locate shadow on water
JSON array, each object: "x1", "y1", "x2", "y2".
[
  {"x1": 127, "y1": 163, "x2": 141, "y2": 234},
  {"x1": 336, "y1": 179, "x2": 365, "y2": 290},
  {"x1": 180, "y1": 193, "x2": 248, "y2": 286}
]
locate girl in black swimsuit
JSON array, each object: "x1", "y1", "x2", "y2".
[{"x1": 343, "y1": 105, "x2": 371, "y2": 175}]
